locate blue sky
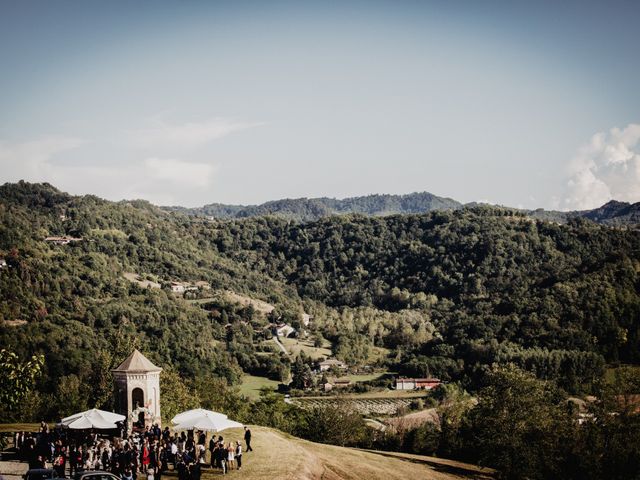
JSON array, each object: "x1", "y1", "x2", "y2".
[{"x1": 0, "y1": 0, "x2": 638, "y2": 208}]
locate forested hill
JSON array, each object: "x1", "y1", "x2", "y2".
[
  {"x1": 578, "y1": 200, "x2": 640, "y2": 225},
  {"x1": 0, "y1": 181, "x2": 304, "y2": 415},
  {"x1": 164, "y1": 191, "x2": 462, "y2": 221},
  {"x1": 527, "y1": 200, "x2": 640, "y2": 226},
  {"x1": 1, "y1": 181, "x2": 640, "y2": 421},
  {"x1": 166, "y1": 192, "x2": 640, "y2": 226}
]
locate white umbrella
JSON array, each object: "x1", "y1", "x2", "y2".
[
  {"x1": 61, "y1": 408, "x2": 125, "y2": 430},
  {"x1": 171, "y1": 408, "x2": 227, "y2": 425},
  {"x1": 66, "y1": 415, "x2": 115, "y2": 430},
  {"x1": 62, "y1": 408, "x2": 126, "y2": 424},
  {"x1": 174, "y1": 415, "x2": 243, "y2": 432}
]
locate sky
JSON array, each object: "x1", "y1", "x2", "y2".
[{"x1": 0, "y1": 0, "x2": 639, "y2": 209}]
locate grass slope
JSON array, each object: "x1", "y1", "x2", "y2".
[
  {"x1": 237, "y1": 374, "x2": 281, "y2": 400},
  {"x1": 0, "y1": 426, "x2": 492, "y2": 479},
  {"x1": 174, "y1": 427, "x2": 492, "y2": 480}
]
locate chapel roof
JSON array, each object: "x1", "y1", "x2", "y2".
[{"x1": 113, "y1": 349, "x2": 162, "y2": 373}]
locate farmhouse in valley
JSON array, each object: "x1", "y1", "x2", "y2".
[
  {"x1": 322, "y1": 377, "x2": 352, "y2": 391},
  {"x1": 169, "y1": 281, "x2": 199, "y2": 293},
  {"x1": 395, "y1": 377, "x2": 441, "y2": 390},
  {"x1": 318, "y1": 358, "x2": 348, "y2": 372},
  {"x1": 272, "y1": 322, "x2": 296, "y2": 338}
]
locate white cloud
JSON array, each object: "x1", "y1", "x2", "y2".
[
  {"x1": 144, "y1": 157, "x2": 216, "y2": 189},
  {"x1": 130, "y1": 117, "x2": 264, "y2": 150},
  {"x1": 562, "y1": 123, "x2": 640, "y2": 210},
  {"x1": 0, "y1": 135, "x2": 86, "y2": 181},
  {"x1": 0, "y1": 134, "x2": 221, "y2": 205},
  {"x1": 52, "y1": 157, "x2": 218, "y2": 206}
]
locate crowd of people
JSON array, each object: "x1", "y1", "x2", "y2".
[{"x1": 14, "y1": 421, "x2": 254, "y2": 478}]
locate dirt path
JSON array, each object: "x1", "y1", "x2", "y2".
[{"x1": 273, "y1": 337, "x2": 289, "y2": 355}]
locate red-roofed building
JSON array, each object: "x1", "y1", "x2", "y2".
[{"x1": 395, "y1": 377, "x2": 441, "y2": 390}]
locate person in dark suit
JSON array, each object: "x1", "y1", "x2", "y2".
[{"x1": 243, "y1": 426, "x2": 253, "y2": 452}]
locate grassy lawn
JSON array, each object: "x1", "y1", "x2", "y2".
[
  {"x1": 0, "y1": 423, "x2": 48, "y2": 433},
  {"x1": 605, "y1": 364, "x2": 640, "y2": 384},
  {"x1": 279, "y1": 337, "x2": 332, "y2": 360},
  {"x1": 1, "y1": 425, "x2": 486, "y2": 479},
  {"x1": 238, "y1": 374, "x2": 281, "y2": 400},
  {"x1": 166, "y1": 426, "x2": 480, "y2": 480}
]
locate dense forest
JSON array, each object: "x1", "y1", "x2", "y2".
[
  {"x1": 1, "y1": 181, "x2": 639, "y2": 413},
  {"x1": 165, "y1": 191, "x2": 462, "y2": 221},
  {"x1": 204, "y1": 207, "x2": 639, "y2": 389},
  {"x1": 166, "y1": 189, "x2": 640, "y2": 226}
]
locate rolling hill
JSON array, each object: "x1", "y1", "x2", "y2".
[
  {"x1": 1, "y1": 180, "x2": 639, "y2": 419},
  {"x1": 166, "y1": 191, "x2": 640, "y2": 226},
  {"x1": 173, "y1": 426, "x2": 494, "y2": 480},
  {"x1": 164, "y1": 192, "x2": 462, "y2": 221}
]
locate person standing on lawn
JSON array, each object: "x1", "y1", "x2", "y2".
[
  {"x1": 244, "y1": 426, "x2": 253, "y2": 452},
  {"x1": 235, "y1": 442, "x2": 242, "y2": 470}
]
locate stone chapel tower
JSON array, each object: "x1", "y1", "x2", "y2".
[{"x1": 113, "y1": 349, "x2": 162, "y2": 429}]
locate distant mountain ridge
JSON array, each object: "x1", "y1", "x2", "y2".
[
  {"x1": 527, "y1": 200, "x2": 640, "y2": 226},
  {"x1": 578, "y1": 200, "x2": 640, "y2": 225},
  {"x1": 164, "y1": 193, "x2": 640, "y2": 226},
  {"x1": 164, "y1": 192, "x2": 463, "y2": 221}
]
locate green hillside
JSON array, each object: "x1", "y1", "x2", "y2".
[
  {"x1": 165, "y1": 191, "x2": 462, "y2": 221},
  {"x1": 2, "y1": 182, "x2": 640, "y2": 479},
  {"x1": 2, "y1": 181, "x2": 640, "y2": 401}
]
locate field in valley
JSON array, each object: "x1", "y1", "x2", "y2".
[
  {"x1": 238, "y1": 374, "x2": 281, "y2": 400},
  {"x1": 290, "y1": 390, "x2": 429, "y2": 415},
  {"x1": 277, "y1": 337, "x2": 332, "y2": 359}
]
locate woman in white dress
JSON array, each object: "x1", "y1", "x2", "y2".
[{"x1": 226, "y1": 443, "x2": 235, "y2": 470}]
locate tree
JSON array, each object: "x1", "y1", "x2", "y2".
[
  {"x1": 0, "y1": 349, "x2": 44, "y2": 417},
  {"x1": 160, "y1": 368, "x2": 200, "y2": 424},
  {"x1": 54, "y1": 374, "x2": 89, "y2": 417},
  {"x1": 291, "y1": 356, "x2": 314, "y2": 390},
  {"x1": 570, "y1": 367, "x2": 640, "y2": 480},
  {"x1": 88, "y1": 349, "x2": 115, "y2": 410},
  {"x1": 193, "y1": 375, "x2": 249, "y2": 420},
  {"x1": 303, "y1": 400, "x2": 367, "y2": 447},
  {"x1": 465, "y1": 365, "x2": 573, "y2": 480},
  {"x1": 405, "y1": 422, "x2": 440, "y2": 455}
]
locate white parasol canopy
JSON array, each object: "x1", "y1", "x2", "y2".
[
  {"x1": 171, "y1": 408, "x2": 242, "y2": 432},
  {"x1": 173, "y1": 415, "x2": 243, "y2": 432},
  {"x1": 171, "y1": 408, "x2": 227, "y2": 425},
  {"x1": 61, "y1": 408, "x2": 126, "y2": 430}
]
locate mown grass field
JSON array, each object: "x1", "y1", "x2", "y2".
[
  {"x1": 278, "y1": 337, "x2": 332, "y2": 359},
  {"x1": 238, "y1": 374, "x2": 281, "y2": 400}
]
